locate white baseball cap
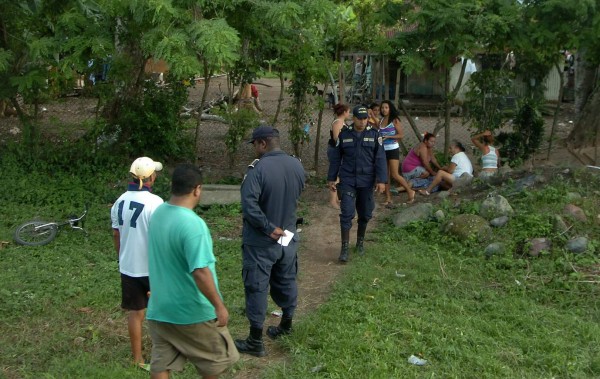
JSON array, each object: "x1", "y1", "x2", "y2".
[{"x1": 130, "y1": 157, "x2": 163, "y2": 180}]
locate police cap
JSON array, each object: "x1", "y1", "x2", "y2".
[
  {"x1": 352, "y1": 105, "x2": 368, "y2": 119},
  {"x1": 248, "y1": 126, "x2": 280, "y2": 143}
]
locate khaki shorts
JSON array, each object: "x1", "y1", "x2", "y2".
[{"x1": 148, "y1": 319, "x2": 239, "y2": 376}]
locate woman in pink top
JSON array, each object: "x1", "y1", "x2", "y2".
[{"x1": 401, "y1": 132, "x2": 442, "y2": 180}]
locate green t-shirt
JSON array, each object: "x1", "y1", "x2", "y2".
[{"x1": 146, "y1": 203, "x2": 220, "y2": 324}]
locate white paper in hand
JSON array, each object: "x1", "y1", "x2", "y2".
[{"x1": 277, "y1": 230, "x2": 294, "y2": 246}]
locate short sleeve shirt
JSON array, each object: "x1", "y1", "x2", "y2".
[
  {"x1": 110, "y1": 185, "x2": 163, "y2": 277},
  {"x1": 146, "y1": 203, "x2": 220, "y2": 325},
  {"x1": 451, "y1": 151, "x2": 473, "y2": 178}
]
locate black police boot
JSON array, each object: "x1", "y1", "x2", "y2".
[
  {"x1": 356, "y1": 223, "x2": 367, "y2": 256},
  {"x1": 339, "y1": 228, "x2": 350, "y2": 263},
  {"x1": 266, "y1": 316, "x2": 292, "y2": 339},
  {"x1": 234, "y1": 327, "x2": 266, "y2": 357}
]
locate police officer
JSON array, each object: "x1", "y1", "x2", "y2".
[
  {"x1": 327, "y1": 105, "x2": 387, "y2": 263},
  {"x1": 235, "y1": 126, "x2": 305, "y2": 357}
]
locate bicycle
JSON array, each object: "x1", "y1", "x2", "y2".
[{"x1": 14, "y1": 205, "x2": 88, "y2": 246}]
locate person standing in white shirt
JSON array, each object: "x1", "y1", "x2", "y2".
[
  {"x1": 419, "y1": 141, "x2": 473, "y2": 195},
  {"x1": 110, "y1": 157, "x2": 164, "y2": 370}
]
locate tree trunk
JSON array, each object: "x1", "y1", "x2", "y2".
[
  {"x1": 313, "y1": 83, "x2": 328, "y2": 174},
  {"x1": 272, "y1": 69, "x2": 285, "y2": 125},
  {"x1": 195, "y1": 58, "x2": 212, "y2": 158},
  {"x1": 443, "y1": 68, "x2": 451, "y2": 154},
  {"x1": 574, "y1": 48, "x2": 597, "y2": 116},
  {"x1": 547, "y1": 63, "x2": 564, "y2": 160},
  {"x1": 398, "y1": 100, "x2": 422, "y2": 141},
  {"x1": 567, "y1": 82, "x2": 600, "y2": 150}
]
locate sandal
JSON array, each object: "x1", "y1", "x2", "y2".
[
  {"x1": 383, "y1": 201, "x2": 395, "y2": 209},
  {"x1": 418, "y1": 189, "x2": 431, "y2": 196}
]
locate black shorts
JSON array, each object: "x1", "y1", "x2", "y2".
[
  {"x1": 385, "y1": 148, "x2": 400, "y2": 161},
  {"x1": 121, "y1": 274, "x2": 150, "y2": 311}
]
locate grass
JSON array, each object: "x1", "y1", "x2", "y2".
[{"x1": 1, "y1": 148, "x2": 599, "y2": 378}]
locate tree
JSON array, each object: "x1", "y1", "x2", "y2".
[{"x1": 392, "y1": 0, "x2": 519, "y2": 151}]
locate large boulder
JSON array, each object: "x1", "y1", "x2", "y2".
[
  {"x1": 563, "y1": 204, "x2": 587, "y2": 222},
  {"x1": 484, "y1": 242, "x2": 506, "y2": 258},
  {"x1": 553, "y1": 215, "x2": 570, "y2": 234},
  {"x1": 444, "y1": 214, "x2": 491, "y2": 242},
  {"x1": 392, "y1": 203, "x2": 434, "y2": 228},
  {"x1": 479, "y1": 195, "x2": 514, "y2": 220},
  {"x1": 528, "y1": 238, "x2": 552, "y2": 257},
  {"x1": 490, "y1": 216, "x2": 509, "y2": 228},
  {"x1": 565, "y1": 237, "x2": 588, "y2": 254}
]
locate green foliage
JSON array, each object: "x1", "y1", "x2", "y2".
[
  {"x1": 223, "y1": 108, "x2": 260, "y2": 166},
  {"x1": 114, "y1": 79, "x2": 192, "y2": 159},
  {"x1": 286, "y1": 68, "x2": 317, "y2": 157},
  {"x1": 464, "y1": 69, "x2": 515, "y2": 132},
  {"x1": 496, "y1": 98, "x2": 545, "y2": 167}
]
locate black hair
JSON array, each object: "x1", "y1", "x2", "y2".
[
  {"x1": 423, "y1": 132, "x2": 435, "y2": 142},
  {"x1": 171, "y1": 163, "x2": 203, "y2": 196},
  {"x1": 380, "y1": 100, "x2": 400, "y2": 121},
  {"x1": 369, "y1": 102, "x2": 380, "y2": 110},
  {"x1": 452, "y1": 140, "x2": 466, "y2": 152},
  {"x1": 332, "y1": 103, "x2": 350, "y2": 116}
]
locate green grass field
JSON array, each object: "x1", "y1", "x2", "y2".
[{"x1": 1, "y1": 151, "x2": 599, "y2": 378}]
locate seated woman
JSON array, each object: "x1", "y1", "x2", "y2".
[
  {"x1": 419, "y1": 140, "x2": 473, "y2": 195},
  {"x1": 471, "y1": 130, "x2": 500, "y2": 179},
  {"x1": 401, "y1": 132, "x2": 442, "y2": 181}
]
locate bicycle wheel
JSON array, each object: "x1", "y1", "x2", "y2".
[{"x1": 14, "y1": 221, "x2": 58, "y2": 246}]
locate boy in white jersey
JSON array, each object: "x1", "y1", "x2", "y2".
[{"x1": 111, "y1": 157, "x2": 164, "y2": 370}]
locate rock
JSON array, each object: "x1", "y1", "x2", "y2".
[
  {"x1": 565, "y1": 192, "x2": 582, "y2": 203},
  {"x1": 434, "y1": 210, "x2": 445, "y2": 221},
  {"x1": 514, "y1": 174, "x2": 537, "y2": 192},
  {"x1": 480, "y1": 195, "x2": 514, "y2": 220},
  {"x1": 485, "y1": 242, "x2": 505, "y2": 257},
  {"x1": 565, "y1": 237, "x2": 588, "y2": 254},
  {"x1": 553, "y1": 215, "x2": 570, "y2": 234},
  {"x1": 453, "y1": 174, "x2": 473, "y2": 189},
  {"x1": 528, "y1": 238, "x2": 551, "y2": 257},
  {"x1": 444, "y1": 214, "x2": 492, "y2": 242},
  {"x1": 490, "y1": 216, "x2": 509, "y2": 227},
  {"x1": 437, "y1": 191, "x2": 451, "y2": 200},
  {"x1": 393, "y1": 203, "x2": 434, "y2": 228},
  {"x1": 563, "y1": 204, "x2": 587, "y2": 222}
]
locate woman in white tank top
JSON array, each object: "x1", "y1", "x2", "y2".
[{"x1": 471, "y1": 130, "x2": 500, "y2": 179}]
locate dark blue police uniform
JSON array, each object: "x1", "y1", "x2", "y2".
[
  {"x1": 327, "y1": 122, "x2": 387, "y2": 261},
  {"x1": 240, "y1": 148, "x2": 305, "y2": 338}
]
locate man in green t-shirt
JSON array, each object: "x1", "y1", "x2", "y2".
[{"x1": 146, "y1": 164, "x2": 239, "y2": 378}]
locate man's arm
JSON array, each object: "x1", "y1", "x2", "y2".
[
  {"x1": 112, "y1": 229, "x2": 120, "y2": 259},
  {"x1": 192, "y1": 267, "x2": 229, "y2": 327},
  {"x1": 241, "y1": 170, "x2": 277, "y2": 237},
  {"x1": 418, "y1": 144, "x2": 437, "y2": 175}
]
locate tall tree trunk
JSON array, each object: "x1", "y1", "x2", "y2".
[
  {"x1": 272, "y1": 69, "x2": 285, "y2": 125},
  {"x1": 443, "y1": 68, "x2": 451, "y2": 154},
  {"x1": 195, "y1": 58, "x2": 212, "y2": 158},
  {"x1": 568, "y1": 82, "x2": 600, "y2": 151},
  {"x1": 547, "y1": 63, "x2": 564, "y2": 160},
  {"x1": 574, "y1": 48, "x2": 597, "y2": 116},
  {"x1": 313, "y1": 83, "x2": 328, "y2": 174}
]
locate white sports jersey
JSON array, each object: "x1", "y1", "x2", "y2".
[{"x1": 111, "y1": 184, "x2": 163, "y2": 277}]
